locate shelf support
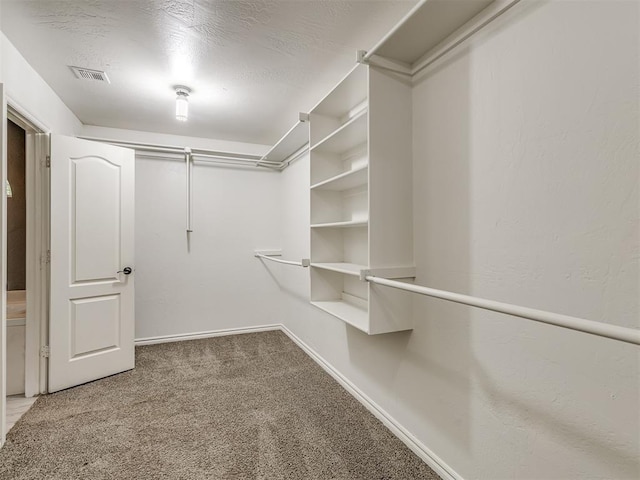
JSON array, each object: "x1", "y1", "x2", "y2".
[{"x1": 358, "y1": 51, "x2": 413, "y2": 77}]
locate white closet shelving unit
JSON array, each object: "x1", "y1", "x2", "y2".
[
  {"x1": 309, "y1": 63, "x2": 415, "y2": 334},
  {"x1": 304, "y1": 0, "x2": 523, "y2": 334}
]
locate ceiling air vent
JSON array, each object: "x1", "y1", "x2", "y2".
[{"x1": 69, "y1": 66, "x2": 110, "y2": 84}]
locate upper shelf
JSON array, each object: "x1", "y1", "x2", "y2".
[
  {"x1": 311, "y1": 110, "x2": 368, "y2": 154},
  {"x1": 311, "y1": 164, "x2": 368, "y2": 191},
  {"x1": 367, "y1": 0, "x2": 495, "y2": 66},
  {"x1": 260, "y1": 114, "x2": 309, "y2": 165},
  {"x1": 310, "y1": 64, "x2": 368, "y2": 119}
]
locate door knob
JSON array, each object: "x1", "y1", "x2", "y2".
[{"x1": 117, "y1": 267, "x2": 133, "y2": 275}]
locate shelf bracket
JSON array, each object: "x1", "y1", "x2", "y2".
[
  {"x1": 255, "y1": 250, "x2": 310, "y2": 268},
  {"x1": 254, "y1": 249, "x2": 282, "y2": 257},
  {"x1": 299, "y1": 112, "x2": 310, "y2": 122},
  {"x1": 366, "y1": 54, "x2": 412, "y2": 76}
]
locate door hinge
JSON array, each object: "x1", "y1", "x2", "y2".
[
  {"x1": 40, "y1": 345, "x2": 50, "y2": 358},
  {"x1": 45, "y1": 155, "x2": 51, "y2": 168},
  {"x1": 42, "y1": 250, "x2": 51, "y2": 265}
]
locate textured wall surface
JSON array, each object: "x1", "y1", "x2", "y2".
[
  {"x1": 134, "y1": 154, "x2": 284, "y2": 340},
  {"x1": 279, "y1": 1, "x2": 639, "y2": 479},
  {"x1": 407, "y1": 1, "x2": 638, "y2": 477}
]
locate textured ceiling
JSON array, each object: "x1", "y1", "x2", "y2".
[{"x1": 1, "y1": 0, "x2": 416, "y2": 144}]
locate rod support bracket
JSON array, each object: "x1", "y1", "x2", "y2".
[
  {"x1": 254, "y1": 249, "x2": 282, "y2": 257},
  {"x1": 301, "y1": 259, "x2": 310, "y2": 267},
  {"x1": 359, "y1": 269, "x2": 371, "y2": 282},
  {"x1": 357, "y1": 50, "x2": 368, "y2": 64}
]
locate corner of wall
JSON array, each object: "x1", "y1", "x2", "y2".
[{"x1": 1, "y1": 32, "x2": 83, "y2": 135}]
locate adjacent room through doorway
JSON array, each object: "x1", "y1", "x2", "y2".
[{"x1": 5, "y1": 119, "x2": 36, "y2": 433}]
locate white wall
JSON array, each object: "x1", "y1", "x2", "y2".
[
  {"x1": 280, "y1": 1, "x2": 639, "y2": 479},
  {"x1": 81, "y1": 127, "x2": 284, "y2": 340},
  {"x1": 133, "y1": 155, "x2": 283, "y2": 340},
  {"x1": 0, "y1": 30, "x2": 284, "y2": 343}
]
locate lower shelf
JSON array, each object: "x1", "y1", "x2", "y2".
[{"x1": 311, "y1": 299, "x2": 368, "y2": 333}]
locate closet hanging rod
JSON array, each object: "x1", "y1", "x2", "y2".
[
  {"x1": 79, "y1": 136, "x2": 264, "y2": 162},
  {"x1": 276, "y1": 144, "x2": 309, "y2": 170},
  {"x1": 255, "y1": 252, "x2": 310, "y2": 268},
  {"x1": 192, "y1": 156, "x2": 281, "y2": 169},
  {"x1": 410, "y1": 0, "x2": 521, "y2": 78},
  {"x1": 362, "y1": 0, "x2": 521, "y2": 78},
  {"x1": 192, "y1": 152, "x2": 280, "y2": 166},
  {"x1": 364, "y1": 275, "x2": 640, "y2": 346}
]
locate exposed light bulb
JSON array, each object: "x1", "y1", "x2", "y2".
[{"x1": 175, "y1": 86, "x2": 191, "y2": 122}]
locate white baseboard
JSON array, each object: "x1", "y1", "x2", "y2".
[
  {"x1": 134, "y1": 324, "x2": 281, "y2": 346},
  {"x1": 136, "y1": 323, "x2": 460, "y2": 480},
  {"x1": 280, "y1": 325, "x2": 461, "y2": 480}
]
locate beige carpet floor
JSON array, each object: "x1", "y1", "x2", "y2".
[{"x1": 0, "y1": 331, "x2": 440, "y2": 479}]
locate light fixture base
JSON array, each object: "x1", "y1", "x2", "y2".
[{"x1": 174, "y1": 86, "x2": 191, "y2": 96}]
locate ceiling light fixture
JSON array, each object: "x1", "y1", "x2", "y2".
[{"x1": 175, "y1": 86, "x2": 191, "y2": 122}]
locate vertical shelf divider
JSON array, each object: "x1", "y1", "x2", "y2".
[{"x1": 309, "y1": 63, "x2": 414, "y2": 335}]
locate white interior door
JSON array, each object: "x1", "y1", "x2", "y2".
[{"x1": 49, "y1": 135, "x2": 135, "y2": 393}]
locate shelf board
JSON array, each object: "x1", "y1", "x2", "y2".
[
  {"x1": 310, "y1": 219, "x2": 368, "y2": 229},
  {"x1": 311, "y1": 64, "x2": 368, "y2": 118},
  {"x1": 311, "y1": 262, "x2": 367, "y2": 276},
  {"x1": 310, "y1": 110, "x2": 367, "y2": 154},
  {"x1": 369, "y1": 0, "x2": 495, "y2": 66},
  {"x1": 260, "y1": 118, "x2": 309, "y2": 164},
  {"x1": 311, "y1": 300, "x2": 369, "y2": 333},
  {"x1": 311, "y1": 165, "x2": 368, "y2": 191}
]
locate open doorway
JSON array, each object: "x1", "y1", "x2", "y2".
[
  {"x1": 4, "y1": 107, "x2": 49, "y2": 436},
  {"x1": 5, "y1": 119, "x2": 36, "y2": 431}
]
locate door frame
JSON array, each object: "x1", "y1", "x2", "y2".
[
  {"x1": 8, "y1": 103, "x2": 50, "y2": 398},
  {"x1": 1, "y1": 83, "x2": 7, "y2": 446},
  {"x1": 1, "y1": 97, "x2": 50, "y2": 448}
]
